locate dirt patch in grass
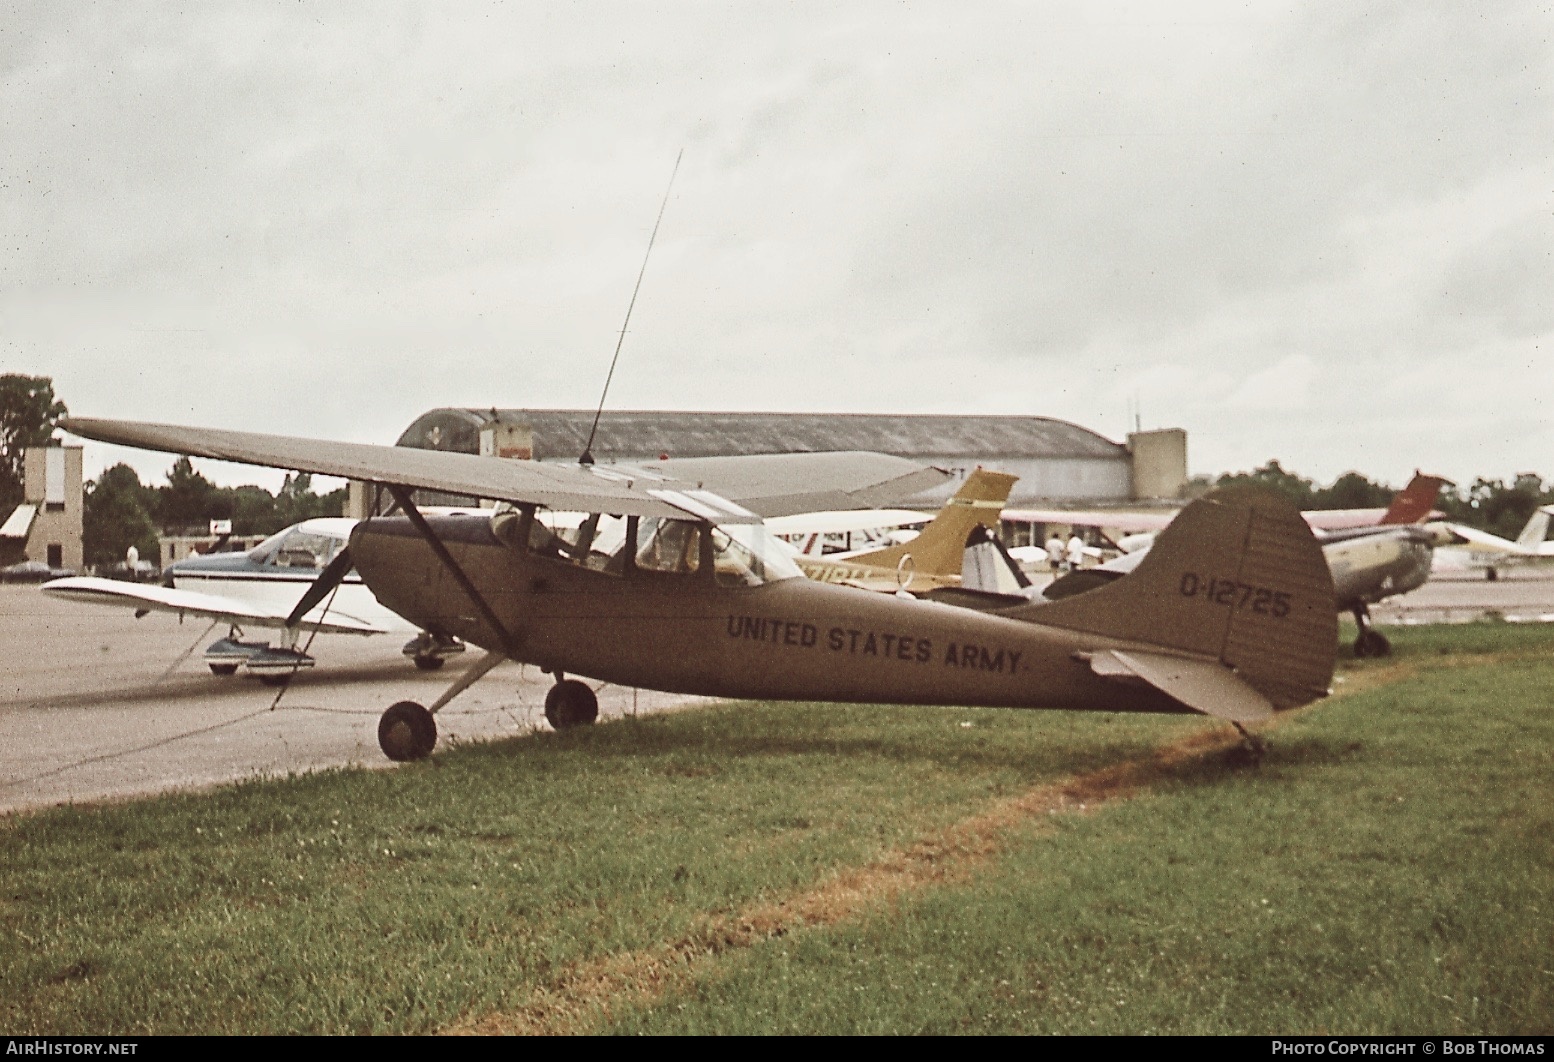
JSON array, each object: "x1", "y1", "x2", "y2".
[{"x1": 450, "y1": 723, "x2": 1260, "y2": 1035}]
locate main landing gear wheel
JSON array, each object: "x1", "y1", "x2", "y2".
[
  {"x1": 258, "y1": 673, "x2": 292, "y2": 688},
  {"x1": 412, "y1": 654, "x2": 446, "y2": 671},
  {"x1": 544, "y1": 680, "x2": 599, "y2": 730},
  {"x1": 208, "y1": 663, "x2": 238, "y2": 676},
  {"x1": 379, "y1": 700, "x2": 438, "y2": 761},
  {"x1": 1353, "y1": 628, "x2": 1392, "y2": 658}
]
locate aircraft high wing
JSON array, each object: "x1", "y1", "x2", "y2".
[
  {"x1": 64, "y1": 415, "x2": 1337, "y2": 765},
  {"x1": 63, "y1": 418, "x2": 948, "y2": 522}
]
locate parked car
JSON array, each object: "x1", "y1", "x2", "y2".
[{"x1": 1, "y1": 560, "x2": 77, "y2": 584}]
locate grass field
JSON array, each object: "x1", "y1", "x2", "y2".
[{"x1": 2, "y1": 621, "x2": 1551, "y2": 1034}]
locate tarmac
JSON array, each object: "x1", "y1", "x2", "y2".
[
  {"x1": 0, "y1": 586, "x2": 716, "y2": 815},
  {"x1": 3, "y1": 566, "x2": 1551, "y2": 815}
]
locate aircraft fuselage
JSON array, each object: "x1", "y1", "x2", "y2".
[{"x1": 349, "y1": 515, "x2": 1188, "y2": 715}]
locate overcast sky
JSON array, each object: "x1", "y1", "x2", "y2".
[{"x1": 3, "y1": 0, "x2": 1550, "y2": 494}]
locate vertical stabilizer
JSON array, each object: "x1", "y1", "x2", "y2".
[
  {"x1": 1516, "y1": 506, "x2": 1553, "y2": 552},
  {"x1": 848, "y1": 468, "x2": 1018, "y2": 577},
  {"x1": 1380, "y1": 472, "x2": 1449, "y2": 525},
  {"x1": 1010, "y1": 487, "x2": 1337, "y2": 710}
]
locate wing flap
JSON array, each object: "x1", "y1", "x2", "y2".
[
  {"x1": 1089, "y1": 649, "x2": 1276, "y2": 723},
  {"x1": 42, "y1": 576, "x2": 387, "y2": 634}
]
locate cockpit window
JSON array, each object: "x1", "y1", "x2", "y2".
[
  {"x1": 492, "y1": 508, "x2": 630, "y2": 576},
  {"x1": 635, "y1": 519, "x2": 703, "y2": 575},
  {"x1": 711, "y1": 523, "x2": 804, "y2": 587},
  {"x1": 247, "y1": 528, "x2": 341, "y2": 571},
  {"x1": 496, "y1": 509, "x2": 801, "y2": 586}
]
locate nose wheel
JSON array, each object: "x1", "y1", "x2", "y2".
[
  {"x1": 379, "y1": 700, "x2": 437, "y2": 761},
  {"x1": 545, "y1": 679, "x2": 599, "y2": 730}
]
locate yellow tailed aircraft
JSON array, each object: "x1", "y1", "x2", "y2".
[{"x1": 793, "y1": 468, "x2": 1019, "y2": 593}]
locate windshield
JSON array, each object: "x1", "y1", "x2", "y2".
[
  {"x1": 710, "y1": 523, "x2": 804, "y2": 587},
  {"x1": 246, "y1": 527, "x2": 343, "y2": 570}
]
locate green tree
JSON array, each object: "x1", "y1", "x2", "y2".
[
  {"x1": 1310, "y1": 471, "x2": 1393, "y2": 511},
  {"x1": 83, "y1": 464, "x2": 160, "y2": 569},
  {"x1": 1214, "y1": 460, "x2": 1316, "y2": 508},
  {"x1": 0, "y1": 375, "x2": 68, "y2": 509},
  {"x1": 1448, "y1": 474, "x2": 1552, "y2": 538},
  {"x1": 157, "y1": 456, "x2": 219, "y2": 531}
]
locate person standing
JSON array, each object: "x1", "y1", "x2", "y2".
[
  {"x1": 1066, "y1": 532, "x2": 1087, "y2": 572},
  {"x1": 1045, "y1": 535, "x2": 1066, "y2": 572}
]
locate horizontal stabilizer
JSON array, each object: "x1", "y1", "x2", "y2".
[
  {"x1": 1089, "y1": 649, "x2": 1275, "y2": 723},
  {"x1": 41, "y1": 576, "x2": 387, "y2": 634}
]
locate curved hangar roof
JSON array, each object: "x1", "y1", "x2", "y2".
[{"x1": 397, "y1": 409, "x2": 1127, "y2": 463}]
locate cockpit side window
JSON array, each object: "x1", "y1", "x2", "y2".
[
  {"x1": 492, "y1": 507, "x2": 629, "y2": 576},
  {"x1": 248, "y1": 528, "x2": 340, "y2": 571},
  {"x1": 634, "y1": 519, "x2": 704, "y2": 576}
]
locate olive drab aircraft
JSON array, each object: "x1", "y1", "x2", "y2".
[{"x1": 63, "y1": 416, "x2": 1338, "y2": 763}]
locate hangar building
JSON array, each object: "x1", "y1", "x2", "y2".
[{"x1": 392, "y1": 409, "x2": 1186, "y2": 508}]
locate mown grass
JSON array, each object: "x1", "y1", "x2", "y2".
[
  {"x1": 603, "y1": 624, "x2": 1554, "y2": 1034},
  {"x1": 2, "y1": 622, "x2": 1550, "y2": 1034},
  {"x1": 0, "y1": 689, "x2": 1201, "y2": 1033}
]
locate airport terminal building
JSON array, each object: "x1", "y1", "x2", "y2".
[{"x1": 393, "y1": 408, "x2": 1187, "y2": 507}]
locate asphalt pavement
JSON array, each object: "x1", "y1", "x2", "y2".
[{"x1": 0, "y1": 586, "x2": 714, "y2": 814}]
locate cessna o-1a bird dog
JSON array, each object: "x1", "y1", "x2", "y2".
[{"x1": 63, "y1": 417, "x2": 1339, "y2": 763}]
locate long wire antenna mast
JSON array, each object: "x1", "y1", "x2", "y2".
[{"x1": 579, "y1": 148, "x2": 683, "y2": 466}]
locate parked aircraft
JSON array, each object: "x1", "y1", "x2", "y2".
[
  {"x1": 42, "y1": 516, "x2": 471, "y2": 681},
  {"x1": 61, "y1": 416, "x2": 1337, "y2": 764},
  {"x1": 1431, "y1": 505, "x2": 1554, "y2": 579},
  {"x1": 791, "y1": 469, "x2": 1018, "y2": 592}
]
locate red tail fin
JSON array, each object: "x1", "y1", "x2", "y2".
[{"x1": 1380, "y1": 472, "x2": 1449, "y2": 525}]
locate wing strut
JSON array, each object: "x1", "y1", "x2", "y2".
[{"x1": 384, "y1": 485, "x2": 522, "y2": 657}]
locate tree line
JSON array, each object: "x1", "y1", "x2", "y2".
[
  {"x1": 1209, "y1": 460, "x2": 1554, "y2": 542},
  {"x1": 4, "y1": 374, "x2": 1550, "y2": 571}
]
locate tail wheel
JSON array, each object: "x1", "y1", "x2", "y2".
[
  {"x1": 379, "y1": 700, "x2": 437, "y2": 761},
  {"x1": 544, "y1": 680, "x2": 599, "y2": 730},
  {"x1": 1353, "y1": 629, "x2": 1391, "y2": 658}
]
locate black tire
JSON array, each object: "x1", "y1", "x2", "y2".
[
  {"x1": 1486, "y1": 567, "x2": 1499, "y2": 582},
  {"x1": 379, "y1": 701, "x2": 437, "y2": 761},
  {"x1": 544, "y1": 680, "x2": 599, "y2": 730},
  {"x1": 1353, "y1": 630, "x2": 1391, "y2": 658},
  {"x1": 208, "y1": 663, "x2": 239, "y2": 676},
  {"x1": 258, "y1": 673, "x2": 292, "y2": 688},
  {"x1": 412, "y1": 654, "x2": 446, "y2": 671}
]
